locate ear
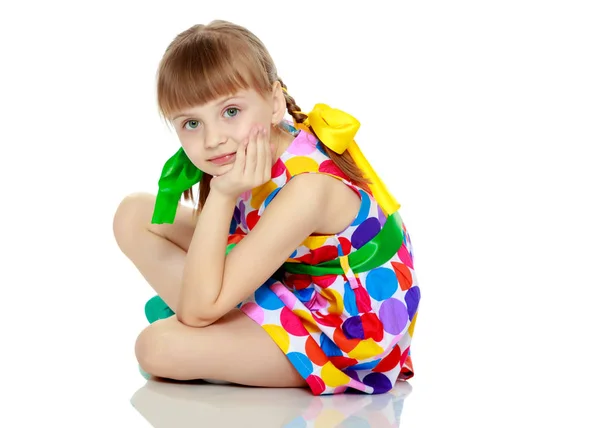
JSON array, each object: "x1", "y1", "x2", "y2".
[{"x1": 270, "y1": 81, "x2": 287, "y2": 125}]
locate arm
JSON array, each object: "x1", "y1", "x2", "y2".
[{"x1": 177, "y1": 173, "x2": 328, "y2": 327}]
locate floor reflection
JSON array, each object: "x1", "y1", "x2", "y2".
[{"x1": 131, "y1": 378, "x2": 412, "y2": 427}]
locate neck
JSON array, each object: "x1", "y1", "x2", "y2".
[{"x1": 271, "y1": 125, "x2": 295, "y2": 162}]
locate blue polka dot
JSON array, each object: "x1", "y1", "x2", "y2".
[
  {"x1": 289, "y1": 249, "x2": 297, "y2": 258},
  {"x1": 294, "y1": 288, "x2": 314, "y2": 303},
  {"x1": 348, "y1": 359, "x2": 382, "y2": 370},
  {"x1": 264, "y1": 188, "x2": 281, "y2": 208},
  {"x1": 340, "y1": 416, "x2": 370, "y2": 428},
  {"x1": 255, "y1": 284, "x2": 285, "y2": 310},
  {"x1": 343, "y1": 282, "x2": 359, "y2": 316},
  {"x1": 366, "y1": 267, "x2": 399, "y2": 301},
  {"x1": 351, "y1": 190, "x2": 371, "y2": 226},
  {"x1": 229, "y1": 217, "x2": 237, "y2": 234},
  {"x1": 316, "y1": 141, "x2": 327, "y2": 156},
  {"x1": 319, "y1": 333, "x2": 343, "y2": 357},
  {"x1": 287, "y1": 352, "x2": 313, "y2": 378},
  {"x1": 285, "y1": 416, "x2": 307, "y2": 428}
]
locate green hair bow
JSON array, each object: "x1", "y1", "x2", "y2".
[{"x1": 151, "y1": 148, "x2": 203, "y2": 224}]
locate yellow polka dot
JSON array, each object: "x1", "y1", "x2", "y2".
[
  {"x1": 251, "y1": 181, "x2": 278, "y2": 210},
  {"x1": 408, "y1": 311, "x2": 418, "y2": 337},
  {"x1": 262, "y1": 324, "x2": 290, "y2": 353},
  {"x1": 293, "y1": 310, "x2": 321, "y2": 333},
  {"x1": 285, "y1": 156, "x2": 319, "y2": 176},
  {"x1": 315, "y1": 410, "x2": 346, "y2": 428},
  {"x1": 320, "y1": 361, "x2": 350, "y2": 387},
  {"x1": 347, "y1": 339, "x2": 384, "y2": 360},
  {"x1": 303, "y1": 235, "x2": 330, "y2": 250},
  {"x1": 321, "y1": 288, "x2": 343, "y2": 315}
]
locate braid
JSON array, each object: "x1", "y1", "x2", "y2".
[
  {"x1": 277, "y1": 78, "x2": 307, "y2": 126},
  {"x1": 277, "y1": 78, "x2": 372, "y2": 191}
]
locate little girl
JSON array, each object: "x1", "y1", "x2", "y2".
[{"x1": 113, "y1": 19, "x2": 421, "y2": 396}]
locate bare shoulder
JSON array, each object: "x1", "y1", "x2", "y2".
[{"x1": 276, "y1": 173, "x2": 361, "y2": 235}]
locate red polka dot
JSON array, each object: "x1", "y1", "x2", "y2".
[
  {"x1": 280, "y1": 306, "x2": 309, "y2": 336},
  {"x1": 400, "y1": 346, "x2": 410, "y2": 367},
  {"x1": 391, "y1": 262, "x2": 413, "y2": 291},
  {"x1": 330, "y1": 356, "x2": 358, "y2": 370},
  {"x1": 306, "y1": 375, "x2": 326, "y2": 395},
  {"x1": 271, "y1": 159, "x2": 286, "y2": 178},
  {"x1": 338, "y1": 237, "x2": 352, "y2": 255},
  {"x1": 314, "y1": 312, "x2": 343, "y2": 328},
  {"x1": 353, "y1": 286, "x2": 372, "y2": 313},
  {"x1": 246, "y1": 210, "x2": 260, "y2": 230},
  {"x1": 311, "y1": 245, "x2": 338, "y2": 264},
  {"x1": 361, "y1": 313, "x2": 384, "y2": 342},
  {"x1": 373, "y1": 344, "x2": 401, "y2": 373},
  {"x1": 305, "y1": 337, "x2": 329, "y2": 366},
  {"x1": 286, "y1": 274, "x2": 313, "y2": 290},
  {"x1": 333, "y1": 327, "x2": 360, "y2": 353},
  {"x1": 313, "y1": 274, "x2": 337, "y2": 288},
  {"x1": 319, "y1": 160, "x2": 350, "y2": 180}
]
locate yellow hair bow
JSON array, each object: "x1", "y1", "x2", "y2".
[{"x1": 293, "y1": 103, "x2": 400, "y2": 216}]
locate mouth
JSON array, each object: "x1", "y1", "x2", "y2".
[{"x1": 208, "y1": 152, "x2": 236, "y2": 165}]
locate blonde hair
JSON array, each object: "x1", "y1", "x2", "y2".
[{"x1": 156, "y1": 20, "x2": 370, "y2": 211}]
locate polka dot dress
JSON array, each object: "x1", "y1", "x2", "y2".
[{"x1": 233, "y1": 123, "x2": 421, "y2": 395}]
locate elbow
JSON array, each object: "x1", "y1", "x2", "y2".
[
  {"x1": 176, "y1": 304, "x2": 217, "y2": 327},
  {"x1": 176, "y1": 312, "x2": 213, "y2": 328}
]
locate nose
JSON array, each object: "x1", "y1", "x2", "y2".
[{"x1": 204, "y1": 124, "x2": 227, "y2": 149}]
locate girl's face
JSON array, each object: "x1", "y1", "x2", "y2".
[{"x1": 170, "y1": 87, "x2": 285, "y2": 177}]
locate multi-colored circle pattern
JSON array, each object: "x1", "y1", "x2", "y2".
[{"x1": 235, "y1": 123, "x2": 420, "y2": 395}]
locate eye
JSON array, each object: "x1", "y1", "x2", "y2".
[
  {"x1": 224, "y1": 107, "x2": 239, "y2": 118},
  {"x1": 183, "y1": 120, "x2": 199, "y2": 130}
]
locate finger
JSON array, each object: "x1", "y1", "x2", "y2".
[
  {"x1": 232, "y1": 137, "x2": 246, "y2": 176},
  {"x1": 244, "y1": 127, "x2": 258, "y2": 176}
]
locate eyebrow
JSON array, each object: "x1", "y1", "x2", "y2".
[{"x1": 171, "y1": 95, "x2": 242, "y2": 120}]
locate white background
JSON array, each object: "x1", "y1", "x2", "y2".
[{"x1": 1, "y1": 0, "x2": 599, "y2": 426}]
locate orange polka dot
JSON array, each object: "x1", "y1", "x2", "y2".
[
  {"x1": 391, "y1": 261, "x2": 413, "y2": 291},
  {"x1": 305, "y1": 337, "x2": 329, "y2": 366},
  {"x1": 333, "y1": 328, "x2": 360, "y2": 353}
]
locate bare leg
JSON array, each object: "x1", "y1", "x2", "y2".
[
  {"x1": 135, "y1": 310, "x2": 308, "y2": 389},
  {"x1": 113, "y1": 192, "x2": 197, "y2": 310}
]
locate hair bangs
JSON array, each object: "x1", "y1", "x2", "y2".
[{"x1": 157, "y1": 32, "x2": 270, "y2": 122}]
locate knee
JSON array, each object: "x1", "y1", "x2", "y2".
[
  {"x1": 135, "y1": 322, "x2": 174, "y2": 379},
  {"x1": 113, "y1": 192, "x2": 154, "y2": 252}
]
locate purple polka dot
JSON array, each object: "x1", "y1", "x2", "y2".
[
  {"x1": 366, "y1": 267, "x2": 399, "y2": 301},
  {"x1": 233, "y1": 205, "x2": 241, "y2": 224},
  {"x1": 405, "y1": 286, "x2": 421, "y2": 321},
  {"x1": 378, "y1": 298, "x2": 408, "y2": 335},
  {"x1": 343, "y1": 369, "x2": 360, "y2": 383},
  {"x1": 363, "y1": 372, "x2": 393, "y2": 394},
  {"x1": 377, "y1": 205, "x2": 387, "y2": 226},
  {"x1": 351, "y1": 217, "x2": 381, "y2": 249},
  {"x1": 342, "y1": 316, "x2": 364, "y2": 339},
  {"x1": 239, "y1": 202, "x2": 247, "y2": 230}
]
